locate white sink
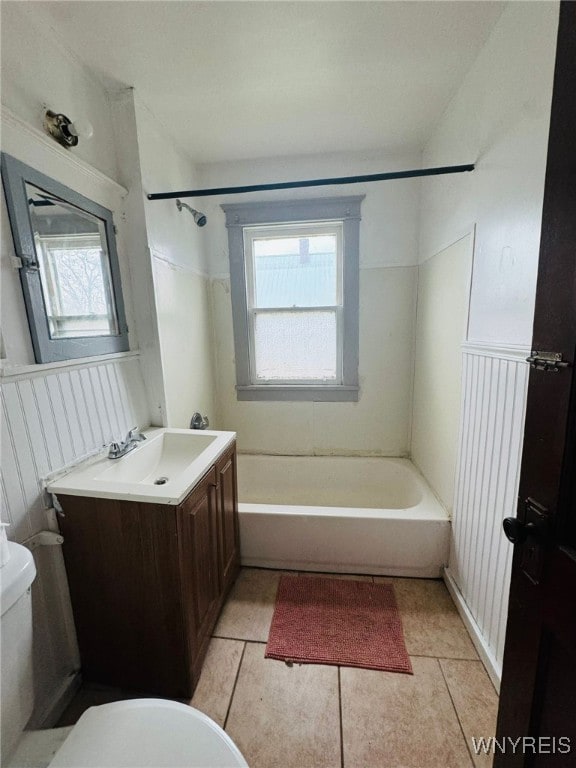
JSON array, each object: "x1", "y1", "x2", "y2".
[
  {"x1": 48, "y1": 428, "x2": 236, "y2": 505},
  {"x1": 97, "y1": 432, "x2": 218, "y2": 485}
]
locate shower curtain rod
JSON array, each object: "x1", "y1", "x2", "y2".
[{"x1": 147, "y1": 163, "x2": 474, "y2": 200}]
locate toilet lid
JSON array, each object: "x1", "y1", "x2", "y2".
[{"x1": 47, "y1": 699, "x2": 248, "y2": 768}]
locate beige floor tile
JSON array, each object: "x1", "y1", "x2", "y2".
[
  {"x1": 375, "y1": 577, "x2": 478, "y2": 659},
  {"x1": 225, "y1": 642, "x2": 340, "y2": 768},
  {"x1": 298, "y1": 571, "x2": 373, "y2": 582},
  {"x1": 440, "y1": 659, "x2": 498, "y2": 768},
  {"x1": 190, "y1": 637, "x2": 245, "y2": 727},
  {"x1": 214, "y1": 568, "x2": 287, "y2": 642},
  {"x1": 341, "y1": 657, "x2": 473, "y2": 768}
]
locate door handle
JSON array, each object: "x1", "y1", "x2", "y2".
[
  {"x1": 503, "y1": 498, "x2": 549, "y2": 544},
  {"x1": 503, "y1": 499, "x2": 549, "y2": 585},
  {"x1": 503, "y1": 517, "x2": 536, "y2": 544}
]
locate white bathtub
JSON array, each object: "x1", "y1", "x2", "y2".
[{"x1": 237, "y1": 455, "x2": 450, "y2": 578}]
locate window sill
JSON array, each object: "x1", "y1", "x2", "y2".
[{"x1": 236, "y1": 385, "x2": 359, "y2": 402}]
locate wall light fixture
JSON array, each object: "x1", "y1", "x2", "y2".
[{"x1": 43, "y1": 110, "x2": 94, "y2": 148}]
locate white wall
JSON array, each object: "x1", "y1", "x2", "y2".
[
  {"x1": 418, "y1": 1, "x2": 559, "y2": 682},
  {"x1": 411, "y1": 234, "x2": 473, "y2": 513},
  {"x1": 134, "y1": 97, "x2": 216, "y2": 428},
  {"x1": 201, "y1": 149, "x2": 420, "y2": 455},
  {"x1": 108, "y1": 89, "x2": 167, "y2": 426},
  {"x1": 153, "y1": 261, "x2": 215, "y2": 428},
  {"x1": 0, "y1": 3, "x2": 119, "y2": 182},
  {"x1": 419, "y1": 2, "x2": 558, "y2": 347}
]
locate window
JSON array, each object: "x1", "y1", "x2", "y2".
[
  {"x1": 222, "y1": 196, "x2": 363, "y2": 401},
  {"x1": 1, "y1": 154, "x2": 128, "y2": 363},
  {"x1": 246, "y1": 223, "x2": 342, "y2": 383}
]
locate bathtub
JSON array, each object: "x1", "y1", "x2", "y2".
[{"x1": 237, "y1": 455, "x2": 450, "y2": 578}]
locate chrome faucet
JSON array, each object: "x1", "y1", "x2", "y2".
[
  {"x1": 190, "y1": 412, "x2": 209, "y2": 430},
  {"x1": 108, "y1": 427, "x2": 146, "y2": 459}
]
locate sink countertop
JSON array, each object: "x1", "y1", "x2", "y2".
[{"x1": 47, "y1": 428, "x2": 236, "y2": 505}]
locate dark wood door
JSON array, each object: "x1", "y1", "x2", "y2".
[
  {"x1": 177, "y1": 467, "x2": 220, "y2": 681},
  {"x1": 495, "y1": 4, "x2": 576, "y2": 765},
  {"x1": 217, "y1": 445, "x2": 240, "y2": 593}
]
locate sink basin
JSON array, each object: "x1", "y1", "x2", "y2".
[
  {"x1": 47, "y1": 428, "x2": 236, "y2": 505},
  {"x1": 97, "y1": 432, "x2": 218, "y2": 485}
]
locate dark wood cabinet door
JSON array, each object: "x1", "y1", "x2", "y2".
[
  {"x1": 59, "y1": 496, "x2": 188, "y2": 697},
  {"x1": 177, "y1": 467, "x2": 220, "y2": 680},
  {"x1": 217, "y1": 446, "x2": 240, "y2": 593}
]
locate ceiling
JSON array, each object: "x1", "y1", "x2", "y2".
[{"x1": 32, "y1": 1, "x2": 504, "y2": 165}]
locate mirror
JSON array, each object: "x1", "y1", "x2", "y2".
[
  {"x1": 1, "y1": 154, "x2": 128, "y2": 363},
  {"x1": 26, "y1": 183, "x2": 119, "y2": 340}
]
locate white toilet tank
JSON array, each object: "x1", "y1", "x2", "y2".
[{"x1": 1, "y1": 542, "x2": 37, "y2": 763}]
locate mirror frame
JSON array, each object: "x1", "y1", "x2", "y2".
[{"x1": 1, "y1": 153, "x2": 129, "y2": 363}]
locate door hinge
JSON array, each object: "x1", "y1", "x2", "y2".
[
  {"x1": 526, "y1": 351, "x2": 571, "y2": 372},
  {"x1": 12, "y1": 255, "x2": 39, "y2": 271}
]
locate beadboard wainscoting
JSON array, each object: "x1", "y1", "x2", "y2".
[
  {"x1": 444, "y1": 342, "x2": 530, "y2": 689},
  {"x1": 0, "y1": 353, "x2": 150, "y2": 725}
]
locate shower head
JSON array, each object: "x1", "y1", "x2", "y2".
[{"x1": 176, "y1": 199, "x2": 207, "y2": 227}]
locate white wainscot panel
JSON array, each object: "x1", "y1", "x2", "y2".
[
  {"x1": 0, "y1": 355, "x2": 149, "y2": 725},
  {"x1": 447, "y1": 343, "x2": 529, "y2": 685}
]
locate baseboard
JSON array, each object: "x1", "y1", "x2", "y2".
[
  {"x1": 241, "y1": 557, "x2": 443, "y2": 579},
  {"x1": 29, "y1": 672, "x2": 82, "y2": 729},
  {"x1": 443, "y1": 567, "x2": 501, "y2": 693}
]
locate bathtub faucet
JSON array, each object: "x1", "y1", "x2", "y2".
[{"x1": 190, "y1": 412, "x2": 210, "y2": 430}]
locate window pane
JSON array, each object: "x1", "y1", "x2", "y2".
[
  {"x1": 26, "y1": 183, "x2": 119, "y2": 339},
  {"x1": 253, "y1": 234, "x2": 337, "y2": 308},
  {"x1": 254, "y1": 311, "x2": 337, "y2": 381}
]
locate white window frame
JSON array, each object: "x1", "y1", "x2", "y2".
[{"x1": 222, "y1": 196, "x2": 363, "y2": 402}]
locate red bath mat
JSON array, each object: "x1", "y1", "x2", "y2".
[{"x1": 265, "y1": 575, "x2": 413, "y2": 674}]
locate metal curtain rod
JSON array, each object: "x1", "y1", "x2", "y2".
[{"x1": 147, "y1": 163, "x2": 475, "y2": 200}]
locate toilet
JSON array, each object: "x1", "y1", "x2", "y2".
[{"x1": 1, "y1": 541, "x2": 248, "y2": 768}]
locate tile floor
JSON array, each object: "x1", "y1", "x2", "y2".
[{"x1": 58, "y1": 568, "x2": 499, "y2": 768}]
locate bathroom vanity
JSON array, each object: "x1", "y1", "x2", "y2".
[{"x1": 50, "y1": 430, "x2": 239, "y2": 698}]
